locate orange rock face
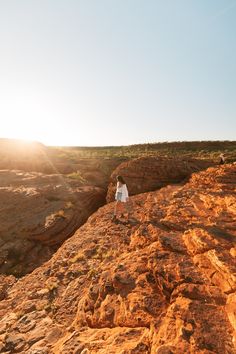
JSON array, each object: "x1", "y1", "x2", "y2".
[
  {"x1": 0, "y1": 170, "x2": 105, "y2": 276},
  {"x1": 0, "y1": 164, "x2": 235, "y2": 353},
  {"x1": 106, "y1": 156, "x2": 215, "y2": 202}
]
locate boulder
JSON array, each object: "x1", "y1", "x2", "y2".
[{"x1": 106, "y1": 156, "x2": 215, "y2": 202}]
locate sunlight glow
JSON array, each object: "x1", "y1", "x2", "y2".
[
  {"x1": 0, "y1": 1, "x2": 235, "y2": 146},
  {"x1": 1, "y1": 118, "x2": 60, "y2": 146},
  {"x1": 0, "y1": 86, "x2": 70, "y2": 146}
]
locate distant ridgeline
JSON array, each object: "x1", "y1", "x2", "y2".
[
  {"x1": 0, "y1": 139, "x2": 236, "y2": 167},
  {"x1": 49, "y1": 140, "x2": 236, "y2": 160}
]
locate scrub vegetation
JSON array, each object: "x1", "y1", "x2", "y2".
[{"x1": 49, "y1": 140, "x2": 236, "y2": 162}]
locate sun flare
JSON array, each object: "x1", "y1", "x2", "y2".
[
  {"x1": 0, "y1": 86, "x2": 72, "y2": 146},
  {"x1": 1, "y1": 114, "x2": 67, "y2": 146}
]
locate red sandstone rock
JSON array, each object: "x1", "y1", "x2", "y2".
[
  {"x1": 0, "y1": 164, "x2": 235, "y2": 353},
  {"x1": 0, "y1": 170, "x2": 105, "y2": 276},
  {"x1": 0, "y1": 138, "x2": 125, "y2": 188},
  {"x1": 106, "y1": 156, "x2": 215, "y2": 202}
]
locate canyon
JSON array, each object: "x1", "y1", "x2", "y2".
[
  {"x1": 0, "y1": 163, "x2": 235, "y2": 353},
  {"x1": 0, "y1": 139, "x2": 235, "y2": 353},
  {"x1": 0, "y1": 170, "x2": 105, "y2": 276}
]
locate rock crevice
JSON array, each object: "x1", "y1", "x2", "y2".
[{"x1": 0, "y1": 164, "x2": 235, "y2": 353}]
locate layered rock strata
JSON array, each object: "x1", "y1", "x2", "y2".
[
  {"x1": 106, "y1": 156, "x2": 215, "y2": 202},
  {"x1": 0, "y1": 170, "x2": 105, "y2": 276},
  {"x1": 0, "y1": 164, "x2": 235, "y2": 353}
]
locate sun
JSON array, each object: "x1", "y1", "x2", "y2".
[
  {"x1": 1, "y1": 111, "x2": 68, "y2": 146},
  {"x1": 2, "y1": 118, "x2": 49, "y2": 145},
  {"x1": 0, "y1": 86, "x2": 70, "y2": 146}
]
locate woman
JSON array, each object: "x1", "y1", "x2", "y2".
[
  {"x1": 112, "y1": 175, "x2": 130, "y2": 221},
  {"x1": 219, "y1": 153, "x2": 225, "y2": 165}
]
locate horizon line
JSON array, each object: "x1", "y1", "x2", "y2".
[{"x1": 0, "y1": 137, "x2": 236, "y2": 149}]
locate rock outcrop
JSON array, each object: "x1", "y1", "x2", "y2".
[
  {"x1": 0, "y1": 138, "x2": 126, "y2": 188},
  {"x1": 0, "y1": 170, "x2": 105, "y2": 276},
  {"x1": 0, "y1": 164, "x2": 235, "y2": 353},
  {"x1": 106, "y1": 156, "x2": 215, "y2": 202}
]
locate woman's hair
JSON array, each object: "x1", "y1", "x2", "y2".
[{"x1": 116, "y1": 175, "x2": 126, "y2": 184}]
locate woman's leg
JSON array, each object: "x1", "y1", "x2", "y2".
[
  {"x1": 119, "y1": 202, "x2": 125, "y2": 217},
  {"x1": 113, "y1": 201, "x2": 132, "y2": 220},
  {"x1": 118, "y1": 201, "x2": 124, "y2": 217},
  {"x1": 113, "y1": 201, "x2": 121, "y2": 219},
  {"x1": 113, "y1": 201, "x2": 117, "y2": 219},
  {"x1": 125, "y1": 199, "x2": 133, "y2": 219}
]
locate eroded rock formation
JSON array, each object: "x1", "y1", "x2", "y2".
[
  {"x1": 0, "y1": 138, "x2": 126, "y2": 189},
  {"x1": 106, "y1": 156, "x2": 215, "y2": 202},
  {"x1": 0, "y1": 164, "x2": 235, "y2": 353},
  {"x1": 0, "y1": 170, "x2": 105, "y2": 276}
]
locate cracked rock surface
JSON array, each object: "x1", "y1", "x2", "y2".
[
  {"x1": 0, "y1": 164, "x2": 235, "y2": 353},
  {"x1": 106, "y1": 156, "x2": 215, "y2": 202},
  {"x1": 0, "y1": 170, "x2": 105, "y2": 276}
]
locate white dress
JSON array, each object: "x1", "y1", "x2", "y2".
[{"x1": 115, "y1": 183, "x2": 129, "y2": 202}]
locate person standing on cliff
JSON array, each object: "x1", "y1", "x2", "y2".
[
  {"x1": 112, "y1": 175, "x2": 131, "y2": 222},
  {"x1": 219, "y1": 153, "x2": 225, "y2": 165}
]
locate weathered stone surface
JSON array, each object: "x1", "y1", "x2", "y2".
[
  {"x1": 0, "y1": 275, "x2": 16, "y2": 301},
  {"x1": 0, "y1": 170, "x2": 105, "y2": 276},
  {"x1": 0, "y1": 164, "x2": 235, "y2": 353},
  {"x1": 0, "y1": 138, "x2": 125, "y2": 188},
  {"x1": 106, "y1": 156, "x2": 215, "y2": 202}
]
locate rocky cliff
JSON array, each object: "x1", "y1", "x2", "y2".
[
  {"x1": 0, "y1": 170, "x2": 105, "y2": 276},
  {"x1": 106, "y1": 156, "x2": 215, "y2": 202},
  {"x1": 0, "y1": 138, "x2": 126, "y2": 188},
  {"x1": 0, "y1": 164, "x2": 235, "y2": 353}
]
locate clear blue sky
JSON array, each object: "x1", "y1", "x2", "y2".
[{"x1": 0, "y1": 0, "x2": 235, "y2": 146}]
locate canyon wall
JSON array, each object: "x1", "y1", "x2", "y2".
[{"x1": 0, "y1": 164, "x2": 235, "y2": 353}]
